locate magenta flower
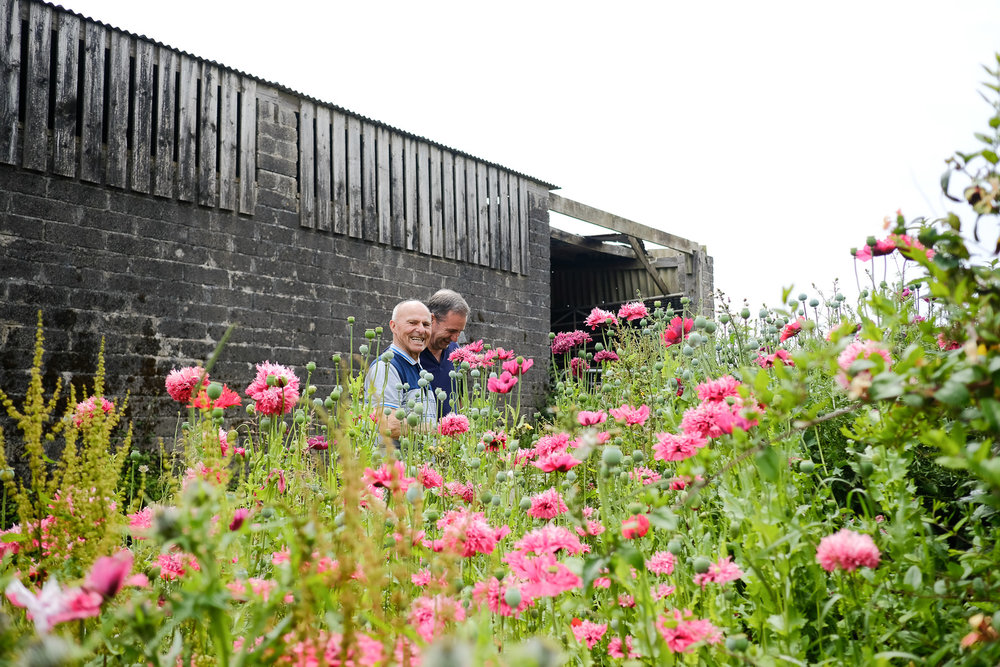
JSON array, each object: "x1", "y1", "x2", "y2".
[
  {"x1": 503, "y1": 551, "x2": 582, "y2": 598},
  {"x1": 608, "y1": 635, "x2": 640, "y2": 659},
  {"x1": 533, "y1": 451, "x2": 582, "y2": 473},
  {"x1": 527, "y1": 488, "x2": 568, "y2": 519},
  {"x1": 571, "y1": 619, "x2": 608, "y2": 649},
  {"x1": 480, "y1": 429, "x2": 508, "y2": 452},
  {"x1": 780, "y1": 318, "x2": 804, "y2": 342},
  {"x1": 577, "y1": 410, "x2": 607, "y2": 426},
  {"x1": 417, "y1": 464, "x2": 444, "y2": 489},
  {"x1": 306, "y1": 435, "x2": 329, "y2": 451},
  {"x1": 756, "y1": 349, "x2": 794, "y2": 368},
  {"x1": 593, "y1": 349, "x2": 619, "y2": 363},
  {"x1": 438, "y1": 413, "x2": 470, "y2": 437},
  {"x1": 84, "y1": 551, "x2": 133, "y2": 599},
  {"x1": 695, "y1": 375, "x2": 742, "y2": 403},
  {"x1": 502, "y1": 358, "x2": 535, "y2": 376},
  {"x1": 72, "y1": 396, "x2": 114, "y2": 427},
  {"x1": 585, "y1": 307, "x2": 619, "y2": 329},
  {"x1": 646, "y1": 550, "x2": 676, "y2": 575},
  {"x1": 663, "y1": 317, "x2": 693, "y2": 347},
  {"x1": 245, "y1": 361, "x2": 300, "y2": 416},
  {"x1": 487, "y1": 371, "x2": 519, "y2": 394},
  {"x1": 816, "y1": 529, "x2": 880, "y2": 572},
  {"x1": 513, "y1": 525, "x2": 586, "y2": 556},
  {"x1": 229, "y1": 508, "x2": 250, "y2": 531},
  {"x1": 609, "y1": 403, "x2": 650, "y2": 426},
  {"x1": 363, "y1": 461, "x2": 414, "y2": 492},
  {"x1": 551, "y1": 330, "x2": 592, "y2": 355},
  {"x1": 444, "y1": 481, "x2": 475, "y2": 503},
  {"x1": 621, "y1": 514, "x2": 650, "y2": 539},
  {"x1": 656, "y1": 609, "x2": 722, "y2": 653},
  {"x1": 836, "y1": 339, "x2": 892, "y2": 389},
  {"x1": 569, "y1": 357, "x2": 590, "y2": 377},
  {"x1": 692, "y1": 556, "x2": 744, "y2": 588},
  {"x1": 680, "y1": 401, "x2": 739, "y2": 439},
  {"x1": 165, "y1": 366, "x2": 209, "y2": 403},
  {"x1": 617, "y1": 301, "x2": 649, "y2": 322},
  {"x1": 438, "y1": 509, "x2": 499, "y2": 557}
]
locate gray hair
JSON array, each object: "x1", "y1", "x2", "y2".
[{"x1": 427, "y1": 289, "x2": 469, "y2": 320}]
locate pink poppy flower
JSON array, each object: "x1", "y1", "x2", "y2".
[
  {"x1": 190, "y1": 384, "x2": 241, "y2": 410},
  {"x1": 621, "y1": 514, "x2": 650, "y2": 539},
  {"x1": 577, "y1": 410, "x2": 607, "y2": 426},
  {"x1": 480, "y1": 430, "x2": 508, "y2": 452},
  {"x1": 165, "y1": 366, "x2": 209, "y2": 403},
  {"x1": 513, "y1": 525, "x2": 586, "y2": 556},
  {"x1": 438, "y1": 509, "x2": 498, "y2": 557},
  {"x1": 695, "y1": 375, "x2": 742, "y2": 403},
  {"x1": 593, "y1": 349, "x2": 619, "y2": 363},
  {"x1": 836, "y1": 339, "x2": 892, "y2": 389},
  {"x1": 646, "y1": 550, "x2": 676, "y2": 575},
  {"x1": 527, "y1": 488, "x2": 568, "y2": 519},
  {"x1": 663, "y1": 317, "x2": 693, "y2": 347},
  {"x1": 653, "y1": 432, "x2": 708, "y2": 462},
  {"x1": 608, "y1": 635, "x2": 640, "y2": 659},
  {"x1": 617, "y1": 301, "x2": 649, "y2": 322},
  {"x1": 444, "y1": 481, "x2": 475, "y2": 503},
  {"x1": 692, "y1": 555, "x2": 744, "y2": 588},
  {"x1": 656, "y1": 609, "x2": 722, "y2": 653},
  {"x1": 570, "y1": 357, "x2": 590, "y2": 377},
  {"x1": 72, "y1": 396, "x2": 114, "y2": 427},
  {"x1": 417, "y1": 464, "x2": 444, "y2": 489},
  {"x1": 756, "y1": 349, "x2": 794, "y2": 368},
  {"x1": 780, "y1": 318, "x2": 805, "y2": 342},
  {"x1": 571, "y1": 619, "x2": 608, "y2": 649},
  {"x1": 84, "y1": 550, "x2": 133, "y2": 599},
  {"x1": 816, "y1": 529, "x2": 880, "y2": 572},
  {"x1": 609, "y1": 403, "x2": 650, "y2": 426},
  {"x1": 533, "y1": 451, "x2": 582, "y2": 473},
  {"x1": 551, "y1": 330, "x2": 592, "y2": 355},
  {"x1": 472, "y1": 577, "x2": 532, "y2": 617},
  {"x1": 503, "y1": 552, "x2": 582, "y2": 598},
  {"x1": 363, "y1": 460, "x2": 414, "y2": 493},
  {"x1": 502, "y1": 358, "x2": 534, "y2": 376},
  {"x1": 585, "y1": 307, "x2": 619, "y2": 329},
  {"x1": 307, "y1": 435, "x2": 329, "y2": 451},
  {"x1": 245, "y1": 361, "x2": 300, "y2": 416},
  {"x1": 438, "y1": 413, "x2": 470, "y2": 436},
  {"x1": 229, "y1": 508, "x2": 250, "y2": 531},
  {"x1": 487, "y1": 371, "x2": 519, "y2": 394}
]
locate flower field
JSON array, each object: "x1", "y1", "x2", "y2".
[{"x1": 1, "y1": 63, "x2": 999, "y2": 667}]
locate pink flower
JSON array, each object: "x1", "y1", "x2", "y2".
[
  {"x1": 502, "y1": 358, "x2": 534, "y2": 376},
  {"x1": 165, "y1": 366, "x2": 209, "y2": 403},
  {"x1": 72, "y1": 396, "x2": 114, "y2": 427},
  {"x1": 480, "y1": 429, "x2": 508, "y2": 452},
  {"x1": 472, "y1": 577, "x2": 532, "y2": 617},
  {"x1": 449, "y1": 340, "x2": 489, "y2": 369},
  {"x1": 487, "y1": 371, "x2": 519, "y2": 394},
  {"x1": 693, "y1": 556, "x2": 744, "y2": 588},
  {"x1": 245, "y1": 361, "x2": 300, "y2": 416},
  {"x1": 646, "y1": 551, "x2": 676, "y2": 575},
  {"x1": 307, "y1": 435, "x2": 329, "y2": 451},
  {"x1": 585, "y1": 307, "x2": 619, "y2": 329},
  {"x1": 326, "y1": 632, "x2": 385, "y2": 667},
  {"x1": 527, "y1": 488, "x2": 569, "y2": 519},
  {"x1": 608, "y1": 636, "x2": 640, "y2": 659},
  {"x1": 437, "y1": 509, "x2": 498, "y2": 557},
  {"x1": 609, "y1": 404, "x2": 650, "y2": 426},
  {"x1": 190, "y1": 384, "x2": 241, "y2": 410},
  {"x1": 551, "y1": 330, "x2": 592, "y2": 355},
  {"x1": 756, "y1": 348, "x2": 794, "y2": 368},
  {"x1": 695, "y1": 375, "x2": 742, "y2": 403},
  {"x1": 409, "y1": 595, "x2": 466, "y2": 642},
  {"x1": 533, "y1": 451, "x2": 583, "y2": 473},
  {"x1": 229, "y1": 508, "x2": 250, "y2": 531},
  {"x1": 363, "y1": 460, "x2": 413, "y2": 493},
  {"x1": 84, "y1": 551, "x2": 133, "y2": 599},
  {"x1": 680, "y1": 400, "x2": 757, "y2": 439},
  {"x1": 503, "y1": 552, "x2": 582, "y2": 598},
  {"x1": 651, "y1": 583, "x2": 677, "y2": 601},
  {"x1": 617, "y1": 301, "x2": 649, "y2": 322},
  {"x1": 653, "y1": 432, "x2": 708, "y2": 462},
  {"x1": 630, "y1": 466, "x2": 662, "y2": 485},
  {"x1": 417, "y1": 465, "x2": 444, "y2": 489},
  {"x1": 571, "y1": 619, "x2": 608, "y2": 648},
  {"x1": 577, "y1": 410, "x2": 607, "y2": 426},
  {"x1": 780, "y1": 318, "x2": 804, "y2": 342},
  {"x1": 816, "y1": 529, "x2": 880, "y2": 572},
  {"x1": 663, "y1": 317, "x2": 693, "y2": 347},
  {"x1": 438, "y1": 413, "x2": 470, "y2": 436},
  {"x1": 593, "y1": 349, "x2": 619, "y2": 363},
  {"x1": 513, "y1": 525, "x2": 586, "y2": 556},
  {"x1": 669, "y1": 474, "x2": 703, "y2": 490},
  {"x1": 156, "y1": 552, "x2": 197, "y2": 580},
  {"x1": 444, "y1": 481, "x2": 475, "y2": 503},
  {"x1": 656, "y1": 609, "x2": 722, "y2": 653},
  {"x1": 854, "y1": 237, "x2": 896, "y2": 261},
  {"x1": 621, "y1": 514, "x2": 649, "y2": 539},
  {"x1": 836, "y1": 339, "x2": 892, "y2": 389},
  {"x1": 570, "y1": 357, "x2": 590, "y2": 377},
  {"x1": 127, "y1": 507, "x2": 153, "y2": 535}
]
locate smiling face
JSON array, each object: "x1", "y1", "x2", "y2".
[
  {"x1": 389, "y1": 301, "x2": 432, "y2": 359},
  {"x1": 428, "y1": 310, "x2": 468, "y2": 357}
]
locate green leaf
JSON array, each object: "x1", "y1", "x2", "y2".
[
  {"x1": 984, "y1": 149, "x2": 999, "y2": 165},
  {"x1": 936, "y1": 381, "x2": 970, "y2": 407},
  {"x1": 981, "y1": 398, "x2": 1000, "y2": 431},
  {"x1": 903, "y1": 564, "x2": 923, "y2": 591},
  {"x1": 755, "y1": 446, "x2": 781, "y2": 482},
  {"x1": 990, "y1": 116, "x2": 1000, "y2": 129},
  {"x1": 975, "y1": 132, "x2": 994, "y2": 145},
  {"x1": 869, "y1": 372, "x2": 904, "y2": 401},
  {"x1": 647, "y1": 506, "x2": 678, "y2": 532},
  {"x1": 613, "y1": 544, "x2": 645, "y2": 572}
]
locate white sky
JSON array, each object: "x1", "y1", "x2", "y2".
[{"x1": 60, "y1": 0, "x2": 1000, "y2": 309}]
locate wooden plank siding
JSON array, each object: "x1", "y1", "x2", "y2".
[{"x1": 1, "y1": 0, "x2": 540, "y2": 274}]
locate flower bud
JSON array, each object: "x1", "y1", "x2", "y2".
[
  {"x1": 358, "y1": 344, "x2": 369, "y2": 355},
  {"x1": 504, "y1": 586, "x2": 522, "y2": 609}
]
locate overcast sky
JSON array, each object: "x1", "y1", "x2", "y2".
[{"x1": 60, "y1": 1, "x2": 1000, "y2": 310}]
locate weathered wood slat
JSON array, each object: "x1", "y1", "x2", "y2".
[
  {"x1": 314, "y1": 105, "x2": 331, "y2": 232},
  {"x1": 404, "y1": 137, "x2": 417, "y2": 251},
  {"x1": 197, "y1": 62, "x2": 218, "y2": 206},
  {"x1": 176, "y1": 55, "x2": 198, "y2": 201},
  {"x1": 453, "y1": 155, "x2": 466, "y2": 262},
  {"x1": 217, "y1": 69, "x2": 237, "y2": 210},
  {"x1": 237, "y1": 77, "x2": 256, "y2": 214},
  {"x1": 487, "y1": 166, "x2": 500, "y2": 269},
  {"x1": 346, "y1": 115, "x2": 361, "y2": 237},
  {"x1": 361, "y1": 122, "x2": 376, "y2": 240},
  {"x1": 389, "y1": 133, "x2": 405, "y2": 247},
  {"x1": 518, "y1": 177, "x2": 529, "y2": 274},
  {"x1": 442, "y1": 151, "x2": 455, "y2": 259},
  {"x1": 79, "y1": 21, "x2": 105, "y2": 182},
  {"x1": 429, "y1": 146, "x2": 443, "y2": 257},
  {"x1": 105, "y1": 30, "x2": 130, "y2": 188},
  {"x1": 23, "y1": 3, "x2": 51, "y2": 172},
  {"x1": 376, "y1": 126, "x2": 391, "y2": 244},
  {"x1": 153, "y1": 47, "x2": 177, "y2": 197},
  {"x1": 0, "y1": 0, "x2": 21, "y2": 165},
  {"x1": 330, "y1": 110, "x2": 347, "y2": 234},
  {"x1": 476, "y1": 161, "x2": 489, "y2": 267},
  {"x1": 130, "y1": 39, "x2": 153, "y2": 193},
  {"x1": 510, "y1": 175, "x2": 521, "y2": 274},
  {"x1": 298, "y1": 101, "x2": 315, "y2": 228},
  {"x1": 499, "y1": 170, "x2": 511, "y2": 272},
  {"x1": 417, "y1": 142, "x2": 430, "y2": 253},
  {"x1": 52, "y1": 12, "x2": 79, "y2": 177},
  {"x1": 465, "y1": 158, "x2": 478, "y2": 264}
]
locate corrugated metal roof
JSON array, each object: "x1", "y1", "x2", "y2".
[{"x1": 39, "y1": 0, "x2": 560, "y2": 191}]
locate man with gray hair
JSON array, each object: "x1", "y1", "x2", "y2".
[{"x1": 420, "y1": 289, "x2": 469, "y2": 416}]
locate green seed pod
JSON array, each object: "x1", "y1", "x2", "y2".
[
  {"x1": 503, "y1": 586, "x2": 522, "y2": 609},
  {"x1": 206, "y1": 382, "x2": 224, "y2": 400},
  {"x1": 632, "y1": 449, "x2": 644, "y2": 462},
  {"x1": 358, "y1": 344, "x2": 369, "y2": 355},
  {"x1": 469, "y1": 457, "x2": 481, "y2": 469},
  {"x1": 423, "y1": 509, "x2": 439, "y2": 522},
  {"x1": 383, "y1": 407, "x2": 393, "y2": 417},
  {"x1": 565, "y1": 470, "x2": 577, "y2": 482},
  {"x1": 259, "y1": 417, "x2": 271, "y2": 430},
  {"x1": 405, "y1": 485, "x2": 423, "y2": 503},
  {"x1": 294, "y1": 410, "x2": 306, "y2": 424},
  {"x1": 799, "y1": 459, "x2": 816, "y2": 473},
  {"x1": 725, "y1": 634, "x2": 749, "y2": 652},
  {"x1": 740, "y1": 308, "x2": 751, "y2": 319},
  {"x1": 602, "y1": 446, "x2": 623, "y2": 466},
  {"x1": 667, "y1": 539, "x2": 683, "y2": 555},
  {"x1": 859, "y1": 459, "x2": 874, "y2": 477},
  {"x1": 692, "y1": 557, "x2": 711, "y2": 574},
  {"x1": 518, "y1": 497, "x2": 532, "y2": 511},
  {"x1": 491, "y1": 494, "x2": 501, "y2": 506},
  {"x1": 365, "y1": 329, "x2": 376, "y2": 340},
  {"x1": 618, "y1": 470, "x2": 629, "y2": 484},
  {"x1": 406, "y1": 413, "x2": 420, "y2": 427},
  {"x1": 334, "y1": 512, "x2": 345, "y2": 527},
  {"x1": 626, "y1": 502, "x2": 644, "y2": 515}
]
